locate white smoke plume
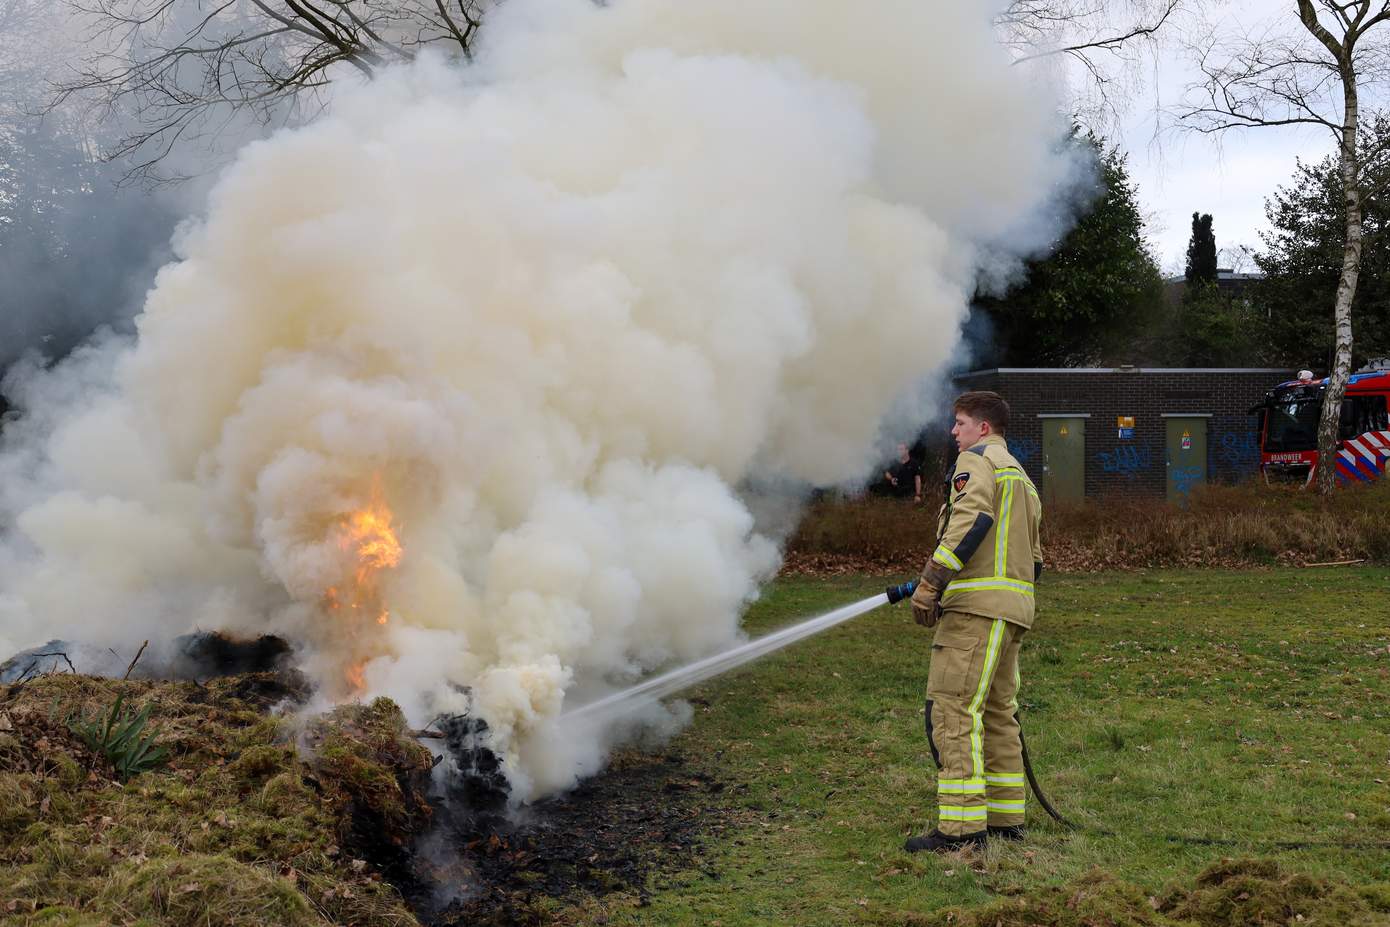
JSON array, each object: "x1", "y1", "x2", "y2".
[{"x1": 0, "y1": 0, "x2": 1077, "y2": 800}]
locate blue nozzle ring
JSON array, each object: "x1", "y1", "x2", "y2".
[{"x1": 885, "y1": 580, "x2": 918, "y2": 605}]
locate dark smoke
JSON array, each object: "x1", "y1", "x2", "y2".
[
  {"x1": 0, "y1": 631, "x2": 294, "y2": 683},
  {"x1": 0, "y1": 119, "x2": 181, "y2": 376}
]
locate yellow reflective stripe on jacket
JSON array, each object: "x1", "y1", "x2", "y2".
[
  {"x1": 996, "y1": 470, "x2": 1041, "y2": 500},
  {"x1": 995, "y1": 479, "x2": 1014, "y2": 576},
  {"x1": 932, "y1": 546, "x2": 964, "y2": 570},
  {"x1": 937, "y1": 778, "x2": 986, "y2": 794},
  {"x1": 941, "y1": 577, "x2": 1035, "y2": 598}
]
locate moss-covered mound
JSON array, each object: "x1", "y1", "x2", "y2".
[
  {"x1": 1158, "y1": 858, "x2": 1390, "y2": 927},
  {"x1": 919, "y1": 859, "x2": 1390, "y2": 927},
  {"x1": 0, "y1": 672, "x2": 433, "y2": 927}
]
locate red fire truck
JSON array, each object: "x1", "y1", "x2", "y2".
[{"x1": 1255, "y1": 362, "x2": 1390, "y2": 485}]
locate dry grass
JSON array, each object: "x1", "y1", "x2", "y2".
[
  {"x1": 784, "y1": 480, "x2": 1390, "y2": 574},
  {"x1": 0, "y1": 673, "x2": 432, "y2": 926}
]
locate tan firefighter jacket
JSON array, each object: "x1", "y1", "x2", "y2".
[{"x1": 924, "y1": 434, "x2": 1043, "y2": 629}]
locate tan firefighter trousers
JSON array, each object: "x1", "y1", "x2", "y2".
[{"x1": 924, "y1": 610, "x2": 1026, "y2": 836}]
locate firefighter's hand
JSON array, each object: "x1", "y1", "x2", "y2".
[{"x1": 910, "y1": 582, "x2": 942, "y2": 628}]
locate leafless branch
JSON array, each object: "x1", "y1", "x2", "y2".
[
  {"x1": 122, "y1": 640, "x2": 150, "y2": 680},
  {"x1": 999, "y1": 0, "x2": 1194, "y2": 130},
  {"x1": 49, "y1": 0, "x2": 490, "y2": 184},
  {"x1": 1011, "y1": 0, "x2": 1182, "y2": 64},
  {"x1": 18, "y1": 650, "x2": 79, "y2": 681}
]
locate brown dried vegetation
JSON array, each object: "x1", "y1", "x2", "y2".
[{"x1": 785, "y1": 481, "x2": 1390, "y2": 575}]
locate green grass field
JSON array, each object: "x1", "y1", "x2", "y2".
[{"x1": 595, "y1": 568, "x2": 1390, "y2": 926}]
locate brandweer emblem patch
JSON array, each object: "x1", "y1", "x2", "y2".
[{"x1": 952, "y1": 472, "x2": 970, "y2": 493}]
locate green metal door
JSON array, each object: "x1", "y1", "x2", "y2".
[
  {"x1": 1165, "y1": 417, "x2": 1207, "y2": 502},
  {"x1": 1041, "y1": 417, "x2": 1085, "y2": 504}
]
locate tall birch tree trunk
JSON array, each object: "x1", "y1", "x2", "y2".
[{"x1": 1310, "y1": 28, "x2": 1362, "y2": 493}]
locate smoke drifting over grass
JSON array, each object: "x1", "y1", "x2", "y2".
[{"x1": 0, "y1": 0, "x2": 1080, "y2": 800}]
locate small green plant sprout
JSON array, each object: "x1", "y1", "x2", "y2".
[{"x1": 68, "y1": 692, "x2": 170, "y2": 780}]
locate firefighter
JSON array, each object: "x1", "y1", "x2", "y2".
[{"x1": 904, "y1": 390, "x2": 1042, "y2": 853}]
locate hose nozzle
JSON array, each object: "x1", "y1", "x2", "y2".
[{"x1": 885, "y1": 580, "x2": 918, "y2": 605}]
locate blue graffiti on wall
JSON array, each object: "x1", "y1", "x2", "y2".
[
  {"x1": 1098, "y1": 444, "x2": 1152, "y2": 477},
  {"x1": 1008, "y1": 437, "x2": 1040, "y2": 467},
  {"x1": 1217, "y1": 430, "x2": 1260, "y2": 470},
  {"x1": 1171, "y1": 465, "x2": 1203, "y2": 498}
]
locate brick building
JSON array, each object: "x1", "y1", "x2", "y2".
[{"x1": 952, "y1": 367, "x2": 1296, "y2": 501}]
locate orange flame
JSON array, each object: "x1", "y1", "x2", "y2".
[
  {"x1": 344, "y1": 660, "x2": 367, "y2": 692},
  {"x1": 325, "y1": 482, "x2": 402, "y2": 695},
  {"x1": 342, "y1": 505, "x2": 403, "y2": 575}
]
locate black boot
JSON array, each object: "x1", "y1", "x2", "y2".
[
  {"x1": 903, "y1": 829, "x2": 986, "y2": 853},
  {"x1": 988, "y1": 824, "x2": 1026, "y2": 841}
]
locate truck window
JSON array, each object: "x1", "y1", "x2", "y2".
[
  {"x1": 1340, "y1": 395, "x2": 1389, "y2": 440},
  {"x1": 1266, "y1": 399, "x2": 1320, "y2": 452}
]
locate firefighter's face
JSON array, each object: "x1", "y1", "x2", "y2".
[{"x1": 952, "y1": 411, "x2": 990, "y2": 451}]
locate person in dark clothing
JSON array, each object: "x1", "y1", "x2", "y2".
[{"x1": 883, "y1": 442, "x2": 923, "y2": 501}]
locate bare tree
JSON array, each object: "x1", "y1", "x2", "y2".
[
  {"x1": 1179, "y1": 2, "x2": 1390, "y2": 493},
  {"x1": 998, "y1": 0, "x2": 1188, "y2": 128},
  {"x1": 51, "y1": 0, "x2": 1198, "y2": 184},
  {"x1": 0, "y1": 0, "x2": 48, "y2": 116},
  {"x1": 49, "y1": 0, "x2": 487, "y2": 184},
  {"x1": 1218, "y1": 243, "x2": 1256, "y2": 275}
]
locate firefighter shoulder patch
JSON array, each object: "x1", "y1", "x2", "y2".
[{"x1": 952, "y1": 472, "x2": 970, "y2": 493}]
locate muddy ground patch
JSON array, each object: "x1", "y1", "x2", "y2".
[{"x1": 407, "y1": 749, "x2": 739, "y2": 926}]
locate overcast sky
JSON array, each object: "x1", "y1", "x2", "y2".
[{"x1": 1108, "y1": 0, "x2": 1340, "y2": 277}]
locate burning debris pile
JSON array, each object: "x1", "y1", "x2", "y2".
[
  {"x1": 0, "y1": 0, "x2": 1084, "y2": 804},
  {"x1": 1, "y1": 652, "x2": 736, "y2": 925},
  {"x1": 434, "y1": 712, "x2": 512, "y2": 825}
]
